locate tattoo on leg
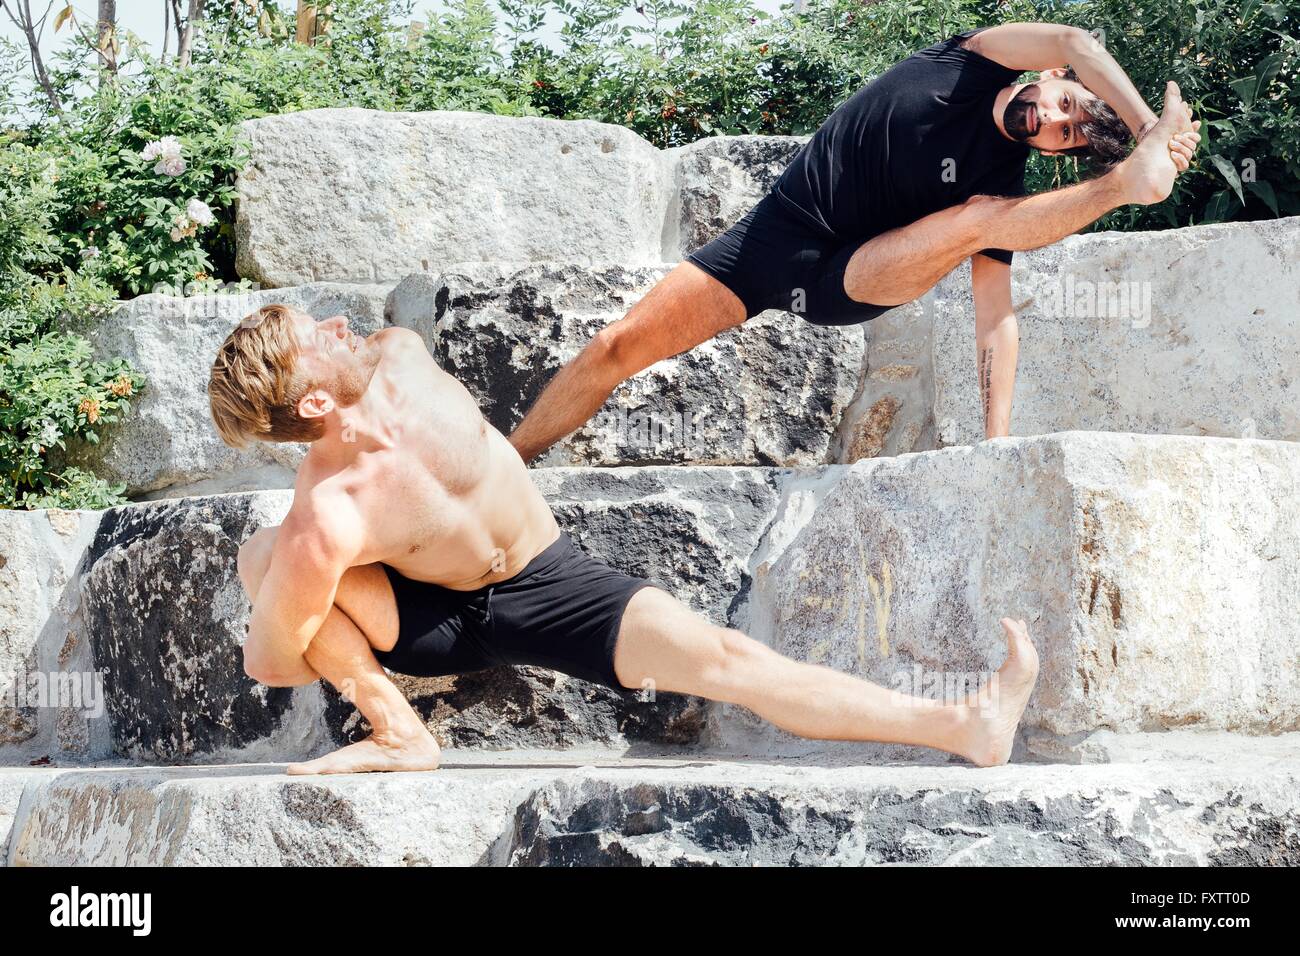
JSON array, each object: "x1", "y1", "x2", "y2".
[{"x1": 979, "y1": 347, "x2": 994, "y2": 427}]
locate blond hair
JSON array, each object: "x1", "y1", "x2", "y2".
[{"x1": 208, "y1": 304, "x2": 324, "y2": 449}]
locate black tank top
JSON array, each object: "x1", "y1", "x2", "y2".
[{"x1": 772, "y1": 28, "x2": 1030, "y2": 263}]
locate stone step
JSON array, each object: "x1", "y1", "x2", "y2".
[
  {"x1": 9, "y1": 434, "x2": 1298, "y2": 768},
  {"x1": 60, "y1": 264, "x2": 864, "y2": 498},
  {"x1": 7, "y1": 735, "x2": 1299, "y2": 865},
  {"x1": 724, "y1": 431, "x2": 1300, "y2": 759},
  {"x1": 234, "y1": 110, "x2": 801, "y2": 286},
  {"x1": 0, "y1": 467, "x2": 839, "y2": 767},
  {"x1": 869, "y1": 216, "x2": 1300, "y2": 455}
]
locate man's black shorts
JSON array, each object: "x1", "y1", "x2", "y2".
[
  {"x1": 373, "y1": 532, "x2": 654, "y2": 691},
  {"x1": 685, "y1": 192, "x2": 894, "y2": 326}
]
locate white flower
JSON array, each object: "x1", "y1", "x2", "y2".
[
  {"x1": 140, "y1": 135, "x2": 181, "y2": 161},
  {"x1": 38, "y1": 420, "x2": 60, "y2": 446},
  {"x1": 185, "y1": 198, "x2": 215, "y2": 227},
  {"x1": 141, "y1": 136, "x2": 186, "y2": 177},
  {"x1": 156, "y1": 155, "x2": 187, "y2": 177},
  {"x1": 79, "y1": 245, "x2": 100, "y2": 260}
]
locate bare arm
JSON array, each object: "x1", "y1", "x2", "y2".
[
  {"x1": 966, "y1": 22, "x2": 1158, "y2": 140},
  {"x1": 244, "y1": 505, "x2": 364, "y2": 686},
  {"x1": 971, "y1": 254, "x2": 1019, "y2": 439}
]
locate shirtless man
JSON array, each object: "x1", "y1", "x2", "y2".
[
  {"x1": 209, "y1": 305, "x2": 1038, "y2": 773},
  {"x1": 507, "y1": 23, "x2": 1202, "y2": 460}
]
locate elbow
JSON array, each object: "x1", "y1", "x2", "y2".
[{"x1": 1062, "y1": 26, "x2": 1098, "y2": 61}]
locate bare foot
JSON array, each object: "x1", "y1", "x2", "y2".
[
  {"x1": 286, "y1": 728, "x2": 442, "y2": 775},
  {"x1": 1117, "y1": 81, "x2": 1195, "y2": 205},
  {"x1": 960, "y1": 618, "x2": 1039, "y2": 768}
]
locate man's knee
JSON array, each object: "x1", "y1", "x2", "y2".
[
  {"x1": 697, "y1": 629, "x2": 775, "y2": 701},
  {"x1": 236, "y1": 526, "x2": 277, "y2": 598}
]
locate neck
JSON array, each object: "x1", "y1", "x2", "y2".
[
  {"x1": 991, "y1": 84, "x2": 1021, "y2": 142},
  {"x1": 308, "y1": 388, "x2": 398, "y2": 467}
]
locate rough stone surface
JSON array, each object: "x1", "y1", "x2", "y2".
[
  {"x1": 932, "y1": 217, "x2": 1300, "y2": 447},
  {"x1": 235, "y1": 109, "x2": 672, "y2": 287},
  {"x1": 0, "y1": 509, "x2": 103, "y2": 759},
  {"x1": 835, "y1": 299, "x2": 934, "y2": 462},
  {"x1": 664, "y1": 135, "x2": 806, "y2": 256},
  {"x1": 56, "y1": 282, "x2": 393, "y2": 499},
  {"x1": 9, "y1": 748, "x2": 1299, "y2": 865},
  {"x1": 79, "y1": 492, "x2": 307, "y2": 763},
  {"x1": 736, "y1": 432, "x2": 1300, "y2": 759},
  {"x1": 389, "y1": 265, "x2": 865, "y2": 467},
  {"x1": 4, "y1": 468, "x2": 832, "y2": 764}
]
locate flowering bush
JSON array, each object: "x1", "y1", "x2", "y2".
[{"x1": 1, "y1": 0, "x2": 1294, "y2": 510}]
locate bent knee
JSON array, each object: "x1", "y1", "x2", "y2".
[{"x1": 695, "y1": 629, "x2": 775, "y2": 701}]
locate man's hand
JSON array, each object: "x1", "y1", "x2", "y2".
[{"x1": 1168, "y1": 120, "x2": 1202, "y2": 172}]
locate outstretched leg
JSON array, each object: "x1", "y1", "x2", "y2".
[
  {"x1": 508, "y1": 261, "x2": 746, "y2": 463},
  {"x1": 237, "y1": 528, "x2": 441, "y2": 774},
  {"x1": 845, "y1": 81, "x2": 1197, "y2": 306},
  {"x1": 613, "y1": 588, "x2": 1039, "y2": 767}
]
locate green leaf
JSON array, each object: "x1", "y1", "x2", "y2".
[
  {"x1": 1202, "y1": 189, "x2": 1234, "y2": 224},
  {"x1": 1207, "y1": 154, "x2": 1245, "y2": 204},
  {"x1": 1245, "y1": 180, "x2": 1280, "y2": 217}
]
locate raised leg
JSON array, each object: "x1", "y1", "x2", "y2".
[
  {"x1": 508, "y1": 261, "x2": 746, "y2": 463},
  {"x1": 613, "y1": 588, "x2": 1039, "y2": 767},
  {"x1": 844, "y1": 80, "x2": 1196, "y2": 306},
  {"x1": 236, "y1": 528, "x2": 441, "y2": 774}
]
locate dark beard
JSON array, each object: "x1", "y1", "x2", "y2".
[{"x1": 1003, "y1": 84, "x2": 1040, "y2": 142}]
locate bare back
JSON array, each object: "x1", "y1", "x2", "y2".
[{"x1": 290, "y1": 328, "x2": 559, "y2": 590}]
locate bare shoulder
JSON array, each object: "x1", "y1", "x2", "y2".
[
  {"x1": 376, "y1": 326, "x2": 425, "y2": 350},
  {"x1": 281, "y1": 484, "x2": 367, "y2": 567}
]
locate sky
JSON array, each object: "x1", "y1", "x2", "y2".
[{"x1": 1, "y1": 1, "x2": 794, "y2": 63}]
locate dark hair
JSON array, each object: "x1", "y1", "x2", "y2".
[{"x1": 1055, "y1": 67, "x2": 1132, "y2": 172}]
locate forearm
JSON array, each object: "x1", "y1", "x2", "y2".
[
  {"x1": 1066, "y1": 32, "x2": 1158, "y2": 139},
  {"x1": 976, "y1": 315, "x2": 1019, "y2": 439}
]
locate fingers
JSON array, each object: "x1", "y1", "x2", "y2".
[{"x1": 1167, "y1": 128, "x2": 1201, "y2": 172}]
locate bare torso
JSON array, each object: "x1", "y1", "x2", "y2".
[{"x1": 288, "y1": 328, "x2": 559, "y2": 590}]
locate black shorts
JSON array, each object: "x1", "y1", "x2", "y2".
[
  {"x1": 373, "y1": 532, "x2": 654, "y2": 691},
  {"x1": 686, "y1": 192, "x2": 893, "y2": 326}
]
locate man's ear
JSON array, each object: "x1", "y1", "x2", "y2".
[
  {"x1": 1038, "y1": 67, "x2": 1070, "y2": 80},
  {"x1": 297, "y1": 389, "x2": 336, "y2": 421}
]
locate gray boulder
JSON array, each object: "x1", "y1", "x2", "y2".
[
  {"x1": 734, "y1": 432, "x2": 1300, "y2": 760},
  {"x1": 665, "y1": 134, "x2": 806, "y2": 256},
  {"x1": 57, "y1": 282, "x2": 393, "y2": 499},
  {"x1": 235, "y1": 109, "x2": 673, "y2": 287},
  {"x1": 932, "y1": 216, "x2": 1300, "y2": 447},
  {"x1": 10, "y1": 748, "x2": 1299, "y2": 865},
  {"x1": 390, "y1": 264, "x2": 866, "y2": 467}
]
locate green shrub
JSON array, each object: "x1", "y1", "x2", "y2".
[{"x1": 1, "y1": 0, "x2": 1294, "y2": 510}]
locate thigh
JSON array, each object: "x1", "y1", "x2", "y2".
[
  {"x1": 603, "y1": 260, "x2": 748, "y2": 376},
  {"x1": 331, "y1": 562, "x2": 401, "y2": 653},
  {"x1": 842, "y1": 200, "x2": 980, "y2": 307},
  {"x1": 611, "y1": 586, "x2": 737, "y2": 697}
]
